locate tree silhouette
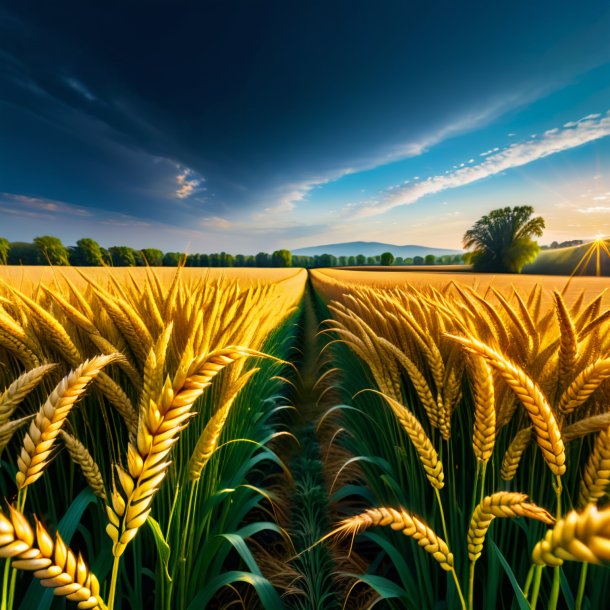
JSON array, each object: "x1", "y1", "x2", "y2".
[{"x1": 463, "y1": 206, "x2": 545, "y2": 273}]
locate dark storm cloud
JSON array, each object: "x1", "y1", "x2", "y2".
[{"x1": 1, "y1": 1, "x2": 610, "y2": 229}]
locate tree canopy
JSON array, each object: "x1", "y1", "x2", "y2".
[
  {"x1": 0, "y1": 237, "x2": 9, "y2": 265},
  {"x1": 463, "y1": 205, "x2": 545, "y2": 273}
]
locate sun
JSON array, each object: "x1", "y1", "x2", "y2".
[{"x1": 571, "y1": 235, "x2": 610, "y2": 276}]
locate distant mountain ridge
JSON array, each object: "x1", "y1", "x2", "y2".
[{"x1": 291, "y1": 241, "x2": 462, "y2": 258}]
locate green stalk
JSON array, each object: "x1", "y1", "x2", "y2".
[
  {"x1": 107, "y1": 555, "x2": 121, "y2": 610},
  {"x1": 6, "y1": 488, "x2": 28, "y2": 609},
  {"x1": 434, "y1": 488, "x2": 451, "y2": 549},
  {"x1": 575, "y1": 563, "x2": 588, "y2": 610},
  {"x1": 548, "y1": 475, "x2": 563, "y2": 610},
  {"x1": 529, "y1": 566, "x2": 543, "y2": 609},
  {"x1": 451, "y1": 567, "x2": 468, "y2": 610},
  {"x1": 523, "y1": 564, "x2": 535, "y2": 599},
  {"x1": 468, "y1": 562, "x2": 475, "y2": 610}
]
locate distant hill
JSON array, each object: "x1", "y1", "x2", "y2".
[
  {"x1": 291, "y1": 241, "x2": 462, "y2": 258},
  {"x1": 523, "y1": 240, "x2": 610, "y2": 276}
]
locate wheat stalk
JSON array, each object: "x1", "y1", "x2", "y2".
[
  {"x1": 554, "y1": 291, "x2": 579, "y2": 386},
  {"x1": 0, "y1": 415, "x2": 34, "y2": 454},
  {"x1": 564, "y1": 413, "x2": 610, "y2": 441},
  {"x1": 468, "y1": 492, "x2": 554, "y2": 562},
  {"x1": 448, "y1": 334, "x2": 566, "y2": 476},
  {"x1": 558, "y1": 358, "x2": 610, "y2": 414},
  {"x1": 324, "y1": 507, "x2": 454, "y2": 571},
  {"x1": 0, "y1": 363, "x2": 56, "y2": 425},
  {"x1": 500, "y1": 427, "x2": 533, "y2": 481},
  {"x1": 16, "y1": 354, "x2": 122, "y2": 490},
  {"x1": 59, "y1": 430, "x2": 107, "y2": 501},
  {"x1": 0, "y1": 506, "x2": 106, "y2": 608},
  {"x1": 470, "y1": 356, "x2": 495, "y2": 465},
  {"x1": 106, "y1": 346, "x2": 254, "y2": 557},
  {"x1": 578, "y1": 425, "x2": 610, "y2": 507},
  {"x1": 373, "y1": 391, "x2": 444, "y2": 489},
  {"x1": 188, "y1": 368, "x2": 258, "y2": 481},
  {"x1": 532, "y1": 504, "x2": 610, "y2": 567}
]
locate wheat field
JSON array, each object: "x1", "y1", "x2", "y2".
[{"x1": 0, "y1": 265, "x2": 609, "y2": 609}]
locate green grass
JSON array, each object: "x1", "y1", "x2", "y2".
[{"x1": 524, "y1": 240, "x2": 610, "y2": 275}]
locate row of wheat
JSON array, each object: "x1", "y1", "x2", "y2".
[
  {"x1": 312, "y1": 270, "x2": 610, "y2": 609},
  {"x1": 0, "y1": 267, "x2": 306, "y2": 609}
]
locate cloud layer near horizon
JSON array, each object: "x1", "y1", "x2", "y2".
[{"x1": 353, "y1": 112, "x2": 610, "y2": 217}]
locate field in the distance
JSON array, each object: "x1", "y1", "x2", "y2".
[
  {"x1": 0, "y1": 265, "x2": 305, "y2": 290},
  {"x1": 314, "y1": 267, "x2": 610, "y2": 306}
]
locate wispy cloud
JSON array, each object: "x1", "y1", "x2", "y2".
[
  {"x1": 0, "y1": 193, "x2": 91, "y2": 217},
  {"x1": 175, "y1": 167, "x2": 205, "y2": 199},
  {"x1": 201, "y1": 216, "x2": 231, "y2": 229},
  {"x1": 353, "y1": 110, "x2": 610, "y2": 218},
  {"x1": 578, "y1": 206, "x2": 610, "y2": 214},
  {"x1": 64, "y1": 77, "x2": 97, "y2": 102}
]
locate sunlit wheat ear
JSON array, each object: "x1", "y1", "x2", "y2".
[
  {"x1": 59, "y1": 430, "x2": 107, "y2": 501},
  {"x1": 579, "y1": 310, "x2": 610, "y2": 340},
  {"x1": 0, "y1": 363, "x2": 57, "y2": 424},
  {"x1": 138, "y1": 323, "x2": 174, "y2": 423},
  {"x1": 554, "y1": 291, "x2": 579, "y2": 386},
  {"x1": 558, "y1": 358, "x2": 610, "y2": 414},
  {"x1": 469, "y1": 356, "x2": 495, "y2": 465},
  {"x1": 323, "y1": 507, "x2": 453, "y2": 571},
  {"x1": 377, "y1": 337, "x2": 448, "y2": 437},
  {"x1": 0, "y1": 304, "x2": 41, "y2": 367},
  {"x1": 578, "y1": 425, "x2": 610, "y2": 507},
  {"x1": 0, "y1": 415, "x2": 34, "y2": 454},
  {"x1": 500, "y1": 427, "x2": 533, "y2": 481},
  {"x1": 468, "y1": 492, "x2": 554, "y2": 563},
  {"x1": 371, "y1": 390, "x2": 444, "y2": 489},
  {"x1": 106, "y1": 346, "x2": 255, "y2": 557},
  {"x1": 448, "y1": 334, "x2": 566, "y2": 477},
  {"x1": 41, "y1": 286, "x2": 142, "y2": 388},
  {"x1": 0, "y1": 507, "x2": 105, "y2": 609},
  {"x1": 532, "y1": 504, "x2": 610, "y2": 567},
  {"x1": 188, "y1": 368, "x2": 258, "y2": 481},
  {"x1": 15, "y1": 354, "x2": 123, "y2": 490},
  {"x1": 564, "y1": 413, "x2": 610, "y2": 441},
  {"x1": 12, "y1": 288, "x2": 82, "y2": 366}
]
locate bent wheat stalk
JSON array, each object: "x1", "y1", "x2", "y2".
[
  {"x1": 532, "y1": 504, "x2": 610, "y2": 567},
  {"x1": 323, "y1": 506, "x2": 466, "y2": 609},
  {"x1": 16, "y1": 354, "x2": 123, "y2": 490},
  {"x1": 448, "y1": 334, "x2": 566, "y2": 477},
  {"x1": 0, "y1": 506, "x2": 106, "y2": 609}
]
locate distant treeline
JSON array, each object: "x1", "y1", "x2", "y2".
[
  {"x1": 0, "y1": 236, "x2": 464, "y2": 267},
  {"x1": 540, "y1": 240, "x2": 583, "y2": 250}
]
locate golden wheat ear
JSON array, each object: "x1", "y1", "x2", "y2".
[
  {"x1": 188, "y1": 367, "x2": 259, "y2": 481},
  {"x1": 467, "y1": 492, "x2": 554, "y2": 563},
  {"x1": 16, "y1": 354, "x2": 124, "y2": 490},
  {"x1": 323, "y1": 507, "x2": 453, "y2": 571},
  {"x1": 447, "y1": 333, "x2": 566, "y2": 477},
  {"x1": 367, "y1": 390, "x2": 444, "y2": 490},
  {"x1": 0, "y1": 363, "x2": 57, "y2": 425},
  {"x1": 532, "y1": 504, "x2": 610, "y2": 567},
  {"x1": 59, "y1": 430, "x2": 107, "y2": 501},
  {"x1": 578, "y1": 425, "x2": 610, "y2": 507},
  {"x1": 0, "y1": 507, "x2": 106, "y2": 609}
]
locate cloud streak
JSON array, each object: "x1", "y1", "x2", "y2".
[
  {"x1": 354, "y1": 110, "x2": 610, "y2": 218},
  {"x1": 175, "y1": 167, "x2": 205, "y2": 199}
]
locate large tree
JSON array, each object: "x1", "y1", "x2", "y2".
[
  {"x1": 0, "y1": 237, "x2": 9, "y2": 265},
  {"x1": 271, "y1": 249, "x2": 292, "y2": 267},
  {"x1": 33, "y1": 235, "x2": 69, "y2": 265},
  {"x1": 71, "y1": 238, "x2": 105, "y2": 266},
  {"x1": 463, "y1": 206, "x2": 545, "y2": 273}
]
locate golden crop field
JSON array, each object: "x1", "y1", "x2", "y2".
[
  {"x1": 0, "y1": 265, "x2": 304, "y2": 290},
  {"x1": 0, "y1": 266, "x2": 609, "y2": 610}
]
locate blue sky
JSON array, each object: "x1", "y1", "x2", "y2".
[{"x1": 1, "y1": 1, "x2": 610, "y2": 253}]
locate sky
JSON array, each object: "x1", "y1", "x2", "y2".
[{"x1": 1, "y1": 1, "x2": 610, "y2": 253}]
